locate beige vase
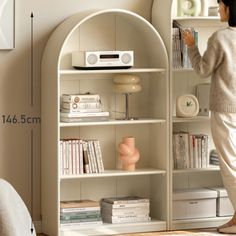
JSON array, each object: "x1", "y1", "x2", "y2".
[{"x1": 118, "y1": 136, "x2": 140, "y2": 171}]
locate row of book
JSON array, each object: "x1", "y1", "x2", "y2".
[
  {"x1": 60, "y1": 196, "x2": 150, "y2": 230},
  {"x1": 172, "y1": 20, "x2": 198, "y2": 69},
  {"x1": 60, "y1": 139, "x2": 104, "y2": 175},
  {"x1": 173, "y1": 132, "x2": 209, "y2": 169},
  {"x1": 60, "y1": 93, "x2": 110, "y2": 122}
]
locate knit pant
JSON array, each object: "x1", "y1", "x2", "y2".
[{"x1": 211, "y1": 111, "x2": 236, "y2": 210}]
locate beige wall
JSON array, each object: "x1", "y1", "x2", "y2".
[{"x1": 0, "y1": 0, "x2": 153, "y2": 221}]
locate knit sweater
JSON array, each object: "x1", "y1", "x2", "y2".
[{"x1": 188, "y1": 27, "x2": 236, "y2": 113}]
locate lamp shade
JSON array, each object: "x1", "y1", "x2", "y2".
[
  {"x1": 113, "y1": 74, "x2": 140, "y2": 84},
  {"x1": 113, "y1": 74, "x2": 142, "y2": 93},
  {"x1": 113, "y1": 84, "x2": 142, "y2": 93}
]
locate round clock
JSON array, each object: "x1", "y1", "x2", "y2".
[{"x1": 176, "y1": 94, "x2": 199, "y2": 118}]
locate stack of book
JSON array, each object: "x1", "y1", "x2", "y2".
[
  {"x1": 173, "y1": 132, "x2": 209, "y2": 169},
  {"x1": 60, "y1": 199, "x2": 102, "y2": 230},
  {"x1": 101, "y1": 196, "x2": 151, "y2": 224},
  {"x1": 60, "y1": 139, "x2": 104, "y2": 175},
  {"x1": 60, "y1": 93, "x2": 109, "y2": 122},
  {"x1": 172, "y1": 20, "x2": 198, "y2": 69}
]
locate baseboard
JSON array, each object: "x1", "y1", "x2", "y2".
[{"x1": 34, "y1": 220, "x2": 42, "y2": 234}]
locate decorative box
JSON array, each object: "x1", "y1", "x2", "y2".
[
  {"x1": 209, "y1": 187, "x2": 234, "y2": 217},
  {"x1": 173, "y1": 188, "x2": 217, "y2": 220}
]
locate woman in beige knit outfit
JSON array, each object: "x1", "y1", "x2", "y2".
[{"x1": 183, "y1": 0, "x2": 236, "y2": 234}]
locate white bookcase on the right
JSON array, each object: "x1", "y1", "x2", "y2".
[{"x1": 152, "y1": 0, "x2": 232, "y2": 230}]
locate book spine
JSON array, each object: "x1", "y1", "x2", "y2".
[
  {"x1": 60, "y1": 210, "x2": 101, "y2": 217},
  {"x1": 61, "y1": 217, "x2": 102, "y2": 224},
  {"x1": 60, "y1": 206, "x2": 100, "y2": 213},
  {"x1": 60, "y1": 213, "x2": 101, "y2": 221},
  {"x1": 87, "y1": 141, "x2": 96, "y2": 173},
  {"x1": 93, "y1": 140, "x2": 104, "y2": 173},
  {"x1": 189, "y1": 134, "x2": 194, "y2": 168},
  {"x1": 82, "y1": 141, "x2": 90, "y2": 173},
  {"x1": 101, "y1": 201, "x2": 149, "y2": 208},
  {"x1": 60, "y1": 220, "x2": 102, "y2": 230},
  {"x1": 75, "y1": 140, "x2": 80, "y2": 174},
  {"x1": 193, "y1": 135, "x2": 198, "y2": 168},
  {"x1": 102, "y1": 216, "x2": 151, "y2": 224},
  {"x1": 101, "y1": 208, "x2": 149, "y2": 216},
  {"x1": 79, "y1": 140, "x2": 84, "y2": 174},
  {"x1": 62, "y1": 101, "x2": 101, "y2": 110},
  {"x1": 60, "y1": 140, "x2": 64, "y2": 175},
  {"x1": 103, "y1": 198, "x2": 149, "y2": 204},
  {"x1": 61, "y1": 108, "x2": 102, "y2": 113}
]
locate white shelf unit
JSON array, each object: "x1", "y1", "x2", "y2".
[
  {"x1": 41, "y1": 9, "x2": 169, "y2": 236},
  {"x1": 152, "y1": 0, "x2": 229, "y2": 230}
]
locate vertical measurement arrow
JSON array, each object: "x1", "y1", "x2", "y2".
[
  {"x1": 30, "y1": 13, "x2": 34, "y2": 234},
  {"x1": 30, "y1": 129, "x2": 34, "y2": 234},
  {"x1": 31, "y1": 12, "x2": 34, "y2": 107}
]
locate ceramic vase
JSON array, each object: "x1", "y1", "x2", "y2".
[{"x1": 118, "y1": 136, "x2": 140, "y2": 171}]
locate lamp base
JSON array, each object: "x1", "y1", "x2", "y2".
[{"x1": 116, "y1": 93, "x2": 139, "y2": 121}]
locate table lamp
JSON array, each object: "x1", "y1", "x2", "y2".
[{"x1": 113, "y1": 74, "x2": 141, "y2": 120}]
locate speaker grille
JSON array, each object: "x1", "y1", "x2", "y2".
[{"x1": 87, "y1": 54, "x2": 98, "y2": 65}]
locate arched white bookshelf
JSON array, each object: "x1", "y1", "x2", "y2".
[{"x1": 41, "y1": 9, "x2": 169, "y2": 235}]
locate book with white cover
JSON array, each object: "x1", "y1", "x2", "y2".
[
  {"x1": 101, "y1": 201, "x2": 149, "y2": 209},
  {"x1": 62, "y1": 94, "x2": 100, "y2": 103},
  {"x1": 101, "y1": 207, "x2": 149, "y2": 216},
  {"x1": 60, "y1": 206, "x2": 100, "y2": 213},
  {"x1": 60, "y1": 111, "x2": 109, "y2": 118},
  {"x1": 102, "y1": 215, "x2": 151, "y2": 224},
  {"x1": 60, "y1": 116, "x2": 109, "y2": 123},
  {"x1": 102, "y1": 196, "x2": 149, "y2": 204},
  {"x1": 62, "y1": 101, "x2": 101, "y2": 110},
  {"x1": 60, "y1": 220, "x2": 102, "y2": 230}
]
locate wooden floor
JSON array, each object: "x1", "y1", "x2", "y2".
[{"x1": 37, "y1": 228, "x2": 221, "y2": 235}]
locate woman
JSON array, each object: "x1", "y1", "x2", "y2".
[{"x1": 183, "y1": 0, "x2": 236, "y2": 234}]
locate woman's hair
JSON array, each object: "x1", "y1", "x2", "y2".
[{"x1": 217, "y1": 0, "x2": 236, "y2": 26}]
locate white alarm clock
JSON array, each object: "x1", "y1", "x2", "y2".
[{"x1": 176, "y1": 94, "x2": 199, "y2": 118}]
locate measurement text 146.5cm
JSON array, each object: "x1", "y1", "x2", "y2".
[{"x1": 2, "y1": 115, "x2": 41, "y2": 124}]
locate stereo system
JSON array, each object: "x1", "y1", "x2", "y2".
[{"x1": 72, "y1": 50, "x2": 134, "y2": 69}]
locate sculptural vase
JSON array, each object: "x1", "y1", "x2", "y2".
[{"x1": 118, "y1": 136, "x2": 140, "y2": 171}]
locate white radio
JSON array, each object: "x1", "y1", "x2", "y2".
[{"x1": 72, "y1": 50, "x2": 134, "y2": 69}]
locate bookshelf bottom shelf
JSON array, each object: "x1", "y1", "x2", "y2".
[
  {"x1": 172, "y1": 216, "x2": 231, "y2": 230},
  {"x1": 60, "y1": 220, "x2": 166, "y2": 236}
]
